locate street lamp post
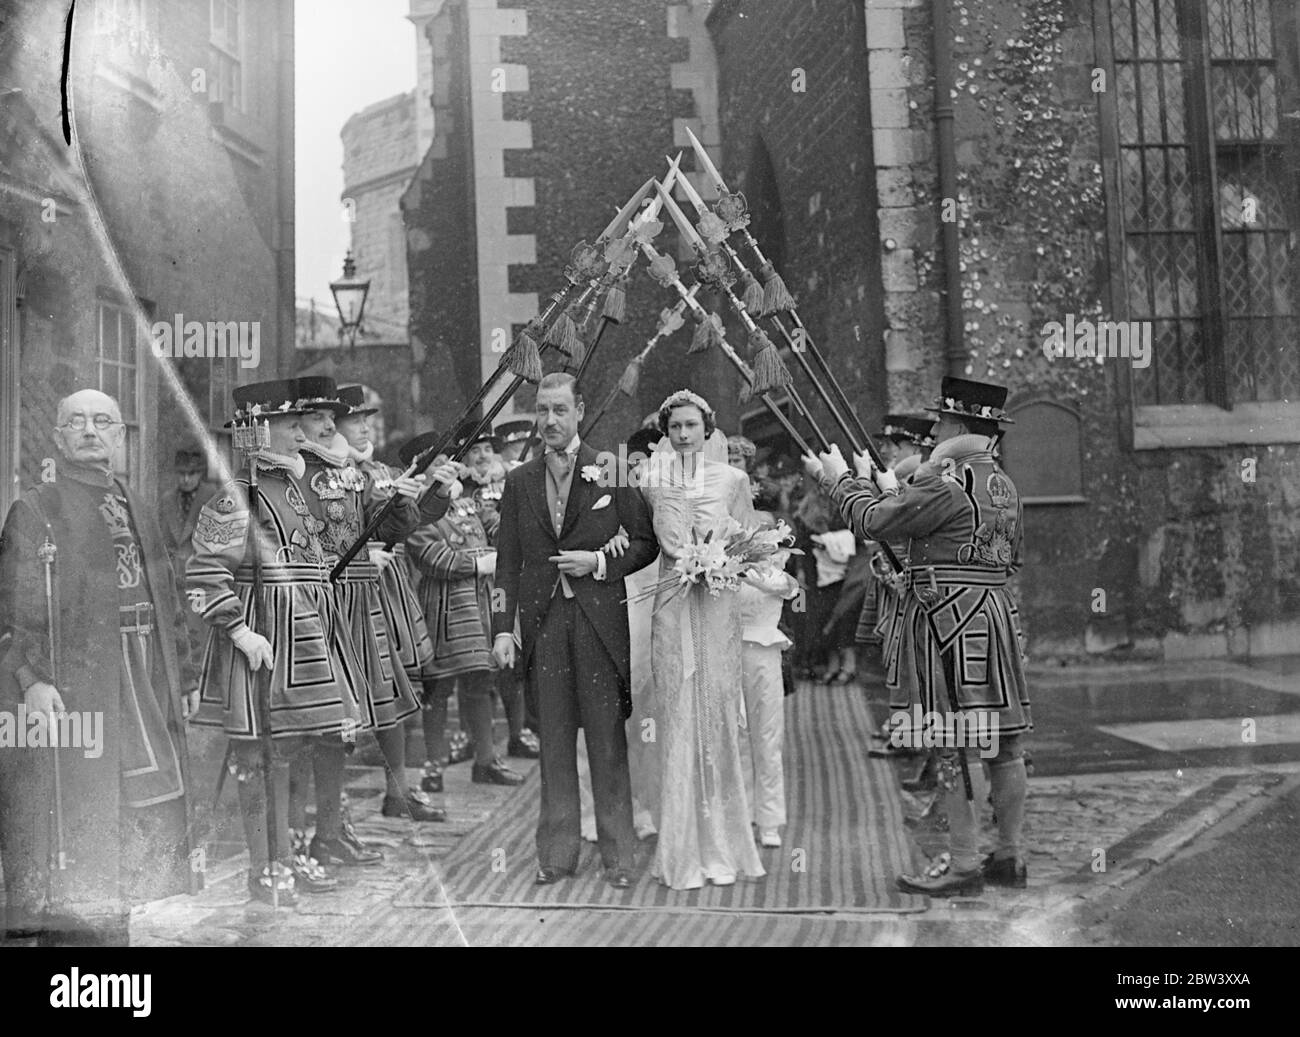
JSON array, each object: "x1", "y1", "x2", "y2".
[{"x1": 330, "y1": 250, "x2": 371, "y2": 351}]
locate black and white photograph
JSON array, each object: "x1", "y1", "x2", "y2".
[{"x1": 0, "y1": 0, "x2": 1296, "y2": 986}]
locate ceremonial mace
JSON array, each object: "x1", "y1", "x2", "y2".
[
  {"x1": 330, "y1": 180, "x2": 660, "y2": 581},
  {"x1": 653, "y1": 180, "x2": 833, "y2": 453},
  {"x1": 683, "y1": 128, "x2": 877, "y2": 459},
  {"x1": 37, "y1": 528, "x2": 68, "y2": 910},
  {"x1": 665, "y1": 154, "x2": 864, "y2": 455},
  {"x1": 632, "y1": 219, "x2": 815, "y2": 456},
  {"x1": 231, "y1": 417, "x2": 287, "y2": 905}
]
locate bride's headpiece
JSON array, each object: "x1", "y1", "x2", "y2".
[
  {"x1": 657, "y1": 389, "x2": 717, "y2": 438},
  {"x1": 659, "y1": 389, "x2": 713, "y2": 418}
]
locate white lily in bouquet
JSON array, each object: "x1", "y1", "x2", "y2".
[{"x1": 626, "y1": 514, "x2": 802, "y2": 614}]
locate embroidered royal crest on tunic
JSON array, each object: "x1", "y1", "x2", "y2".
[
  {"x1": 987, "y1": 471, "x2": 1013, "y2": 510},
  {"x1": 967, "y1": 510, "x2": 1016, "y2": 567},
  {"x1": 311, "y1": 470, "x2": 346, "y2": 500}
]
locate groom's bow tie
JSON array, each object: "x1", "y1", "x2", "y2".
[{"x1": 544, "y1": 449, "x2": 573, "y2": 477}]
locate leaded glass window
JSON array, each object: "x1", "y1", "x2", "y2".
[{"x1": 1102, "y1": 0, "x2": 1300, "y2": 406}]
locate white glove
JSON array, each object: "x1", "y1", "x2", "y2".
[
  {"x1": 391, "y1": 476, "x2": 422, "y2": 499},
  {"x1": 475, "y1": 551, "x2": 497, "y2": 577},
  {"x1": 368, "y1": 546, "x2": 395, "y2": 572},
  {"x1": 874, "y1": 465, "x2": 900, "y2": 493},
  {"x1": 858, "y1": 450, "x2": 899, "y2": 492},
  {"x1": 231, "y1": 626, "x2": 274, "y2": 671}
]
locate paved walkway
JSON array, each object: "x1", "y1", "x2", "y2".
[{"x1": 128, "y1": 657, "x2": 1300, "y2": 946}]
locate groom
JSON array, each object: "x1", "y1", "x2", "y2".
[{"x1": 491, "y1": 373, "x2": 658, "y2": 887}]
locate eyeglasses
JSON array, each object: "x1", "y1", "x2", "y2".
[{"x1": 58, "y1": 415, "x2": 121, "y2": 431}]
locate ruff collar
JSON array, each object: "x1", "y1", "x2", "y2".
[
  {"x1": 347, "y1": 440, "x2": 375, "y2": 465},
  {"x1": 254, "y1": 450, "x2": 306, "y2": 480},
  {"x1": 300, "y1": 433, "x2": 350, "y2": 468}
]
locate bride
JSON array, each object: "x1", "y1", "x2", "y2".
[{"x1": 639, "y1": 390, "x2": 765, "y2": 889}]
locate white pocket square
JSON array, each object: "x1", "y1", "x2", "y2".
[{"x1": 591, "y1": 494, "x2": 612, "y2": 510}]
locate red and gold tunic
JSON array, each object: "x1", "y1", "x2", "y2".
[
  {"x1": 300, "y1": 440, "x2": 449, "y2": 729},
  {"x1": 406, "y1": 497, "x2": 495, "y2": 679},
  {"x1": 186, "y1": 456, "x2": 366, "y2": 739},
  {"x1": 826, "y1": 434, "x2": 1031, "y2": 739}
]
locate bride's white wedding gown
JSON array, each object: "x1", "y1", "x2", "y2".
[{"x1": 640, "y1": 446, "x2": 766, "y2": 889}]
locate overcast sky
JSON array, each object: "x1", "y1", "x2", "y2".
[{"x1": 295, "y1": 0, "x2": 416, "y2": 308}]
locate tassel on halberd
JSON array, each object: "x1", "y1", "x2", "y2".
[
  {"x1": 602, "y1": 278, "x2": 627, "y2": 323},
  {"x1": 544, "y1": 309, "x2": 580, "y2": 358},
  {"x1": 759, "y1": 262, "x2": 796, "y2": 316},
  {"x1": 741, "y1": 269, "x2": 765, "y2": 315},
  {"x1": 749, "y1": 329, "x2": 792, "y2": 395},
  {"x1": 565, "y1": 332, "x2": 587, "y2": 373},
  {"x1": 617, "y1": 357, "x2": 642, "y2": 397},
  {"x1": 503, "y1": 328, "x2": 544, "y2": 383},
  {"x1": 689, "y1": 312, "x2": 717, "y2": 354},
  {"x1": 738, "y1": 379, "x2": 753, "y2": 405}
]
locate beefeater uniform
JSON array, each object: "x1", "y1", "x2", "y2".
[
  {"x1": 299, "y1": 433, "x2": 438, "y2": 732},
  {"x1": 359, "y1": 454, "x2": 438, "y2": 684},
  {"x1": 824, "y1": 377, "x2": 1031, "y2": 892},
  {"x1": 407, "y1": 496, "x2": 496, "y2": 680},
  {"x1": 187, "y1": 379, "x2": 370, "y2": 898},
  {"x1": 187, "y1": 457, "x2": 366, "y2": 740},
  {"x1": 826, "y1": 438, "x2": 1029, "y2": 739}
]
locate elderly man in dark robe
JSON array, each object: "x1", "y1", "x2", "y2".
[{"x1": 0, "y1": 389, "x2": 200, "y2": 946}]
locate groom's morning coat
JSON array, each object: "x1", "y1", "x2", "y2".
[{"x1": 491, "y1": 440, "x2": 657, "y2": 718}]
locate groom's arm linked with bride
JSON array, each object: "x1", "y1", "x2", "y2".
[{"x1": 488, "y1": 439, "x2": 659, "y2": 881}]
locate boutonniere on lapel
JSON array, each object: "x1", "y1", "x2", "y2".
[
  {"x1": 580, "y1": 463, "x2": 603, "y2": 483},
  {"x1": 591, "y1": 494, "x2": 612, "y2": 511}
]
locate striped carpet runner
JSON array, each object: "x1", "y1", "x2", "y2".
[{"x1": 394, "y1": 683, "x2": 926, "y2": 914}]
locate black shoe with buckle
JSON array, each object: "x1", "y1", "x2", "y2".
[
  {"x1": 982, "y1": 853, "x2": 1028, "y2": 888},
  {"x1": 382, "y1": 790, "x2": 446, "y2": 823},
  {"x1": 420, "y1": 762, "x2": 443, "y2": 793},
  {"x1": 289, "y1": 830, "x2": 338, "y2": 892},
  {"x1": 508, "y1": 729, "x2": 541, "y2": 759},
  {"x1": 472, "y1": 757, "x2": 525, "y2": 786},
  {"x1": 248, "y1": 862, "x2": 298, "y2": 906},
  {"x1": 535, "y1": 866, "x2": 576, "y2": 885},
  {"x1": 290, "y1": 853, "x2": 338, "y2": 893},
  {"x1": 896, "y1": 853, "x2": 984, "y2": 897}
]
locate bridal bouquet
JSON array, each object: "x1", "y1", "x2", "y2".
[{"x1": 625, "y1": 515, "x2": 801, "y2": 611}]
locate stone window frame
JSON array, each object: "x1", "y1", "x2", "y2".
[{"x1": 1093, "y1": 0, "x2": 1300, "y2": 449}]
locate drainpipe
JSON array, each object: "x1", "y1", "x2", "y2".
[
  {"x1": 933, "y1": 0, "x2": 964, "y2": 376},
  {"x1": 276, "y1": 0, "x2": 296, "y2": 378}
]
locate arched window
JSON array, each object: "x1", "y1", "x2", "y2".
[{"x1": 1001, "y1": 398, "x2": 1086, "y2": 504}]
